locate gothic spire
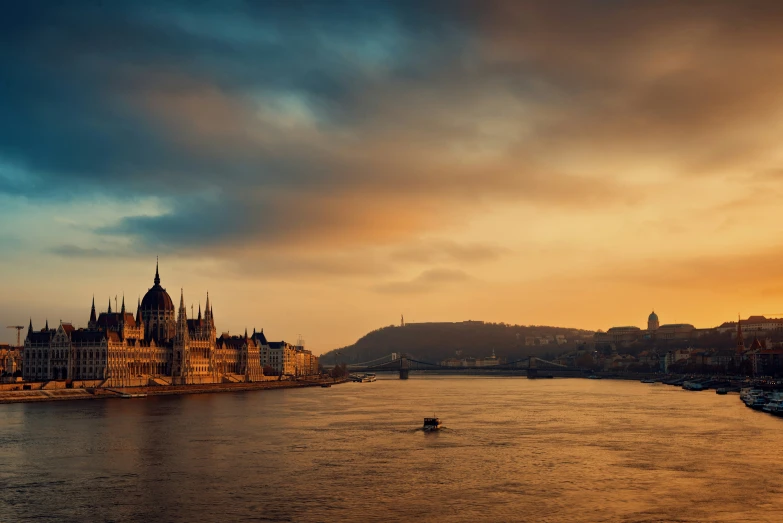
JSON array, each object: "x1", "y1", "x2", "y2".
[
  {"x1": 121, "y1": 294, "x2": 126, "y2": 314},
  {"x1": 45, "y1": 318, "x2": 49, "y2": 330},
  {"x1": 204, "y1": 292, "x2": 212, "y2": 327},
  {"x1": 108, "y1": 297, "x2": 112, "y2": 314},
  {"x1": 175, "y1": 288, "x2": 189, "y2": 343},
  {"x1": 154, "y1": 256, "x2": 161, "y2": 286},
  {"x1": 27, "y1": 318, "x2": 33, "y2": 339},
  {"x1": 198, "y1": 302, "x2": 202, "y2": 321},
  {"x1": 90, "y1": 296, "x2": 97, "y2": 324},
  {"x1": 244, "y1": 327, "x2": 248, "y2": 339}
]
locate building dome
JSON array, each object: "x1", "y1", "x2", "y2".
[
  {"x1": 140, "y1": 262, "x2": 174, "y2": 312},
  {"x1": 648, "y1": 311, "x2": 659, "y2": 322}
]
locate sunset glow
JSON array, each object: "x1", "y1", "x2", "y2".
[{"x1": 3, "y1": 2, "x2": 783, "y2": 352}]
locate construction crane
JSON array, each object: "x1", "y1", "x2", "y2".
[{"x1": 6, "y1": 325, "x2": 24, "y2": 348}]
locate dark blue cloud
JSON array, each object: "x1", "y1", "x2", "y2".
[
  {"x1": 6, "y1": 1, "x2": 779, "y2": 254},
  {"x1": 0, "y1": 1, "x2": 467, "y2": 198}
]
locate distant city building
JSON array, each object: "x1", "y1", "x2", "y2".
[
  {"x1": 258, "y1": 340, "x2": 318, "y2": 377},
  {"x1": 716, "y1": 316, "x2": 783, "y2": 334},
  {"x1": 647, "y1": 310, "x2": 659, "y2": 331},
  {"x1": 655, "y1": 324, "x2": 695, "y2": 340},
  {"x1": 440, "y1": 350, "x2": 501, "y2": 368},
  {"x1": 597, "y1": 311, "x2": 705, "y2": 347},
  {"x1": 0, "y1": 344, "x2": 21, "y2": 378},
  {"x1": 595, "y1": 326, "x2": 642, "y2": 345},
  {"x1": 22, "y1": 262, "x2": 265, "y2": 385}
]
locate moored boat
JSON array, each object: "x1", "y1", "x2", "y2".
[
  {"x1": 741, "y1": 388, "x2": 764, "y2": 405},
  {"x1": 120, "y1": 393, "x2": 147, "y2": 399},
  {"x1": 683, "y1": 379, "x2": 712, "y2": 391},
  {"x1": 763, "y1": 392, "x2": 783, "y2": 414}
]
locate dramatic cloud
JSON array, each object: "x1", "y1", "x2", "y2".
[
  {"x1": 0, "y1": 0, "x2": 651, "y2": 255},
  {"x1": 391, "y1": 240, "x2": 509, "y2": 265},
  {"x1": 374, "y1": 268, "x2": 474, "y2": 294},
  {"x1": 6, "y1": 1, "x2": 783, "y2": 349},
  {"x1": 48, "y1": 245, "x2": 115, "y2": 259}
]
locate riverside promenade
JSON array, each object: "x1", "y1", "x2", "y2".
[{"x1": 0, "y1": 377, "x2": 346, "y2": 404}]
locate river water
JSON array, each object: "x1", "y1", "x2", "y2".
[{"x1": 1, "y1": 376, "x2": 782, "y2": 522}]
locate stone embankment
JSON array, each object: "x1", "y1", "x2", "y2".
[{"x1": 0, "y1": 377, "x2": 347, "y2": 404}]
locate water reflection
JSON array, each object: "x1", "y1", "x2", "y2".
[{"x1": 1, "y1": 377, "x2": 783, "y2": 522}]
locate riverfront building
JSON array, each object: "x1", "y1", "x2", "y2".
[
  {"x1": 22, "y1": 262, "x2": 265, "y2": 386},
  {"x1": 254, "y1": 333, "x2": 319, "y2": 377},
  {"x1": 0, "y1": 344, "x2": 21, "y2": 378}
]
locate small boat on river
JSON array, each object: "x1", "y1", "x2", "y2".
[{"x1": 423, "y1": 417, "x2": 442, "y2": 431}]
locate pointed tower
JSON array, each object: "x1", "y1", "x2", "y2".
[
  {"x1": 89, "y1": 296, "x2": 97, "y2": 326},
  {"x1": 204, "y1": 292, "x2": 216, "y2": 343},
  {"x1": 198, "y1": 303, "x2": 202, "y2": 321},
  {"x1": 108, "y1": 297, "x2": 112, "y2": 314},
  {"x1": 176, "y1": 289, "x2": 189, "y2": 342},
  {"x1": 154, "y1": 256, "x2": 161, "y2": 286},
  {"x1": 736, "y1": 314, "x2": 745, "y2": 354},
  {"x1": 45, "y1": 319, "x2": 49, "y2": 331},
  {"x1": 136, "y1": 296, "x2": 144, "y2": 339},
  {"x1": 117, "y1": 294, "x2": 126, "y2": 339},
  {"x1": 173, "y1": 288, "x2": 190, "y2": 383},
  {"x1": 27, "y1": 318, "x2": 33, "y2": 340}
]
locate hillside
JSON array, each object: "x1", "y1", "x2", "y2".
[{"x1": 321, "y1": 321, "x2": 595, "y2": 365}]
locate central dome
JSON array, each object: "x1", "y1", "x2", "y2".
[
  {"x1": 141, "y1": 261, "x2": 174, "y2": 311},
  {"x1": 648, "y1": 311, "x2": 659, "y2": 321}
]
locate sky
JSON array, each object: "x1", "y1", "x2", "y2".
[{"x1": 3, "y1": 1, "x2": 783, "y2": 353}]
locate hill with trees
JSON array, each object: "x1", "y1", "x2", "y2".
[{"x1": 321, "y1": 321, "x2": 595, "y2": 365}]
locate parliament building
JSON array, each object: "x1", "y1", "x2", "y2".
[{"x1": 22, "y1": 262, "x2": 265, "y2": 386}]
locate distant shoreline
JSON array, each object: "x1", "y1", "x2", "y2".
[{"x1": 0, "y1": 378, "x2": 347, "y2": 405}]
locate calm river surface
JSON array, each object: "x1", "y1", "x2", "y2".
[{"x1": 2, "y1": 376, "x2": 783, "y2": 522}]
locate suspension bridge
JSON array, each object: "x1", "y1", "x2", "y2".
[{"x1": 325, "y1": 353, "x2": 585, "y2": 379}]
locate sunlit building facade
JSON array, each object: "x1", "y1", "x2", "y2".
[{"x1": 22, "y1": 263, "x2": 264, "y2": 385}]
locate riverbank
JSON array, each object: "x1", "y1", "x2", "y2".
[{"x1": 0, "y1": 377, "x2": 347, "y2": 404}]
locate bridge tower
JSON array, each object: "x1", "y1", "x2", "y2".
[
  {"x1": 400, "y1": 354, "x2": 409, "y2": 380},
  {"x1": 527, "y1": 356, "x2": 538, "y2": 379}
]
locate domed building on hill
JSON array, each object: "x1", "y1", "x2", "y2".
[{"x1": 648, "y1": 311, "x2": 659, "y2": 331}]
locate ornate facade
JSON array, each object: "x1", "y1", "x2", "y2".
[{"x1": 22, "y1": 262, "x2": 264, "y2": 385}]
